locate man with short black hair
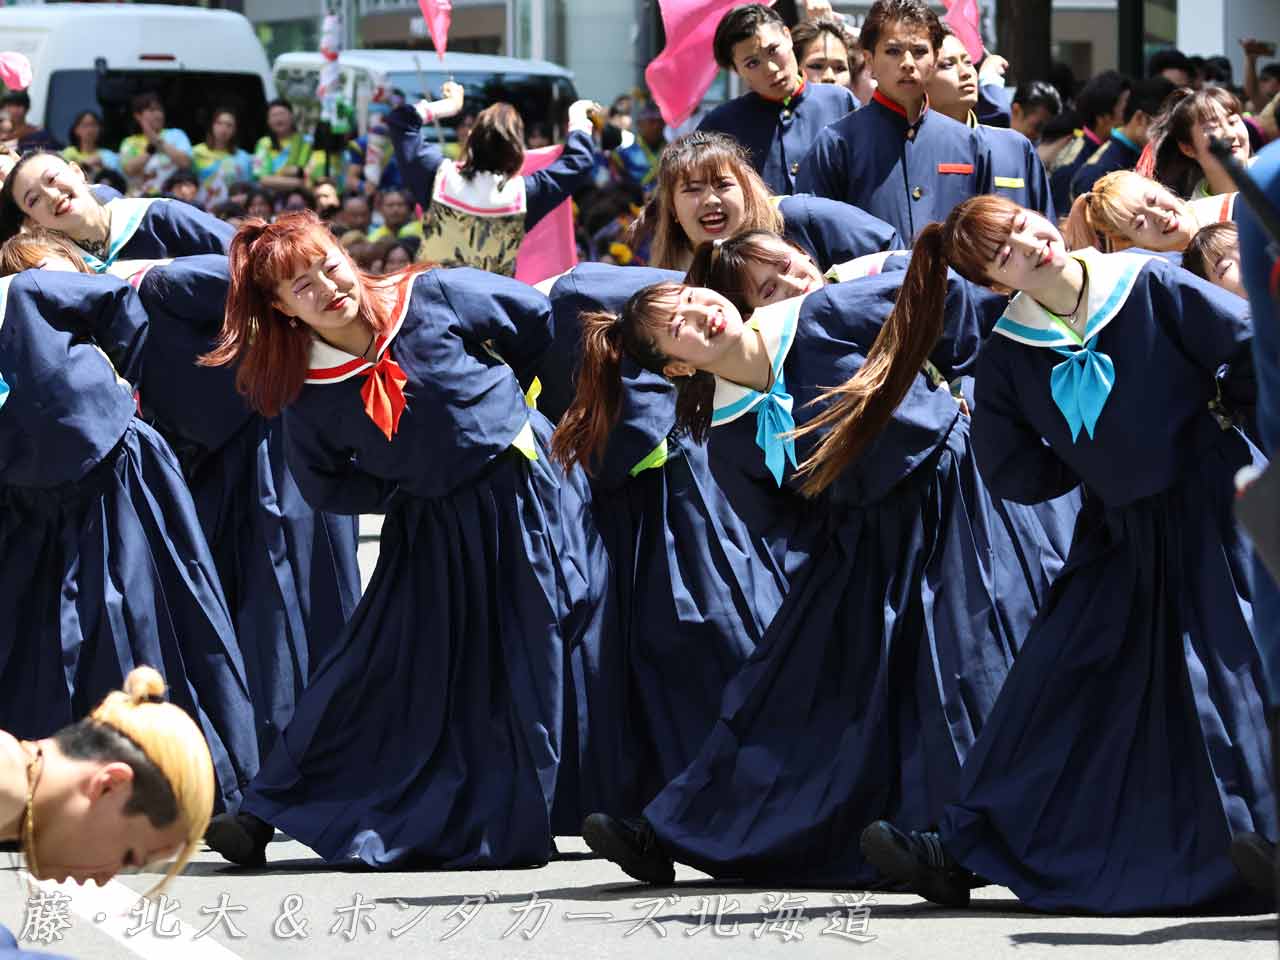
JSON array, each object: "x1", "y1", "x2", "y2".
[
  {"x1": 1010, "y1": 81, "x2": 1062, "y2": 144},
  {"x1": 368, "y1": 187, "x2": 423, "y2": 242},
  {"x1": 796, "y1": 0, "x2": 992, "y2": 240},
  {"x1": 1047, "y1": 69, "x2": 1131, "y2": 213},
  {"x1": 698, "y1": 2, "x2": 857, "y2": 195},
  {"x1": 1069, "y1": 76, "x2": 1176, "y2": 202},
  {"x1": 1147, "y1": 48, "x2": 1194, "y2": 88}
]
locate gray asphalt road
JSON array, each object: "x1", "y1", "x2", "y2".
[{"x1": 3, "y1": 517, "x2": 1272, "y2": 958}]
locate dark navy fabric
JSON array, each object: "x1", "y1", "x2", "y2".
[
  {"x1": 541, "y1": 263, "x2": 682, "y2": 424},
  {"x1": 388, "y1": 105, "x2": 596, "y2": 229},
  {"x1": 1240, "y1": 140, "x2": 1280, "y2": 704},
  {"x1": 544, "y1": 265, "x2": 786, "y2": 819},
  {"x1": 796, "y1": 93, "x2": 993, "y2": 241},
  {"x1": 977, "y1": 83, "x2": 1012, "y2": 127},
  {"x1": 942, "y1": 254, "x2": 1274, "y2": 912},
  {"x1": 113, "y1": 199, "x2": 234, "y2": 261},
  {"x1": 980, "y1": 124, "x2": 1055, "y2": 219},
  {"x1": 1068, "y1": 132, "x2": 1141, "y2": 203},
  {"x1": 0, "y1": 271, "x2": 258, "y2": 812},
  {"x1": 1048, "y1": 129, "x2": 1105, "y2": 217},
  {"x1": 134, "y1": 255, "x2": 362, "y2": 757},
  {"x1": 643, "y1": 273, "x2": 1077, "y2": 885},
  {"x1": 699, "y1": 83, "x2": 858, "y2": 195},
  {"x1": 243, "y1": 269, "x2": 609, "y2": 868},
  {"x1": 778, "y1": 194, "x2": 903, "y2": 263}
]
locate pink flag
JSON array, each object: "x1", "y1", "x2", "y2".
[
  {"x1": 514, "y1": 145, "x2": 578, "y2": 285},
  {"x1": 943, "y1": 0, "x2": 985, "y2": 63},
  {"x1": 417, "y1": 0, "x2": 452, "y2": 61},
  {"x1": 0, "y1": 52, "x2": 32, "y2": 92},
  {"x1": 645, "y1": 0, "x2": 776, "y2": 128}
]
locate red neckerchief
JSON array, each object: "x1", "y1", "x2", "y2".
[{"x1": 359, "y1": 346, "x2": 409, "y2": 442}]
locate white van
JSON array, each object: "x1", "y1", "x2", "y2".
[
  {"x1": 273, "y1": 50, "x2": 577, "y2": 146},
  {"x1": 0, "y1": 3, "x2": 274, "y2": 149}
]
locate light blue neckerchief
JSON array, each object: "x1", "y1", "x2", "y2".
[
  {"x1": 992, "y1": 249, "x2": 1150, "y2": 442},
  {"x1": 0, "y1": 374, "x2": 8, "y2": 412},
  {"x1": 711, "y1": 300, "x2": 800, "y2": 486},
  {"x1": 76, "y1": 197, "x2": 154, "y2": 273}
]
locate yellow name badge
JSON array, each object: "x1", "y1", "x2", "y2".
[{"x1": 994, "y1": 176, "x2": 1026, "y2": 189}]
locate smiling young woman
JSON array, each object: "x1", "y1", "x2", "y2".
[
  {"x1": 859, "y1": 194, "x2": 1272, "y2": 914},
  {"x1": 200, "y1": 211, "x2": 613, "y2": 871},
  {"x1": 556, "y1": 230, "x2": 1075, "y2": 890}
]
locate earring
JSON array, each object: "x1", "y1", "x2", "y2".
[{"x1": 289, "y1": 318, "x2": 298, "y2": 328}]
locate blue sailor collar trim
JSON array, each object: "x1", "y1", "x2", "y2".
[
  {"x1": 711, "y1": 297, "x2": 802, "y2": 485},
  {"x1": 76, "y1": 197, "x2": 159, "y2": 273},
  {"x1": 993, "y1": 247, "x2": 1154, "y2": 348},
  {"x1": 711, "y1": 297, "x2": 800, "y2": 425}
]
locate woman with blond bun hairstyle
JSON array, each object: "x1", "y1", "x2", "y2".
[
  {"x1": 569, "y1": 229, "x2": 1073, "y2": 888},
  {"x1": 860, "y1": 195, "x2": 1272, "y2": 913},
  {"x1": 644, "y1": 130, "x2": 900, "y2": 273},
  {"x1": 1061, "y1": 169, "x2": 1236, "y2": 255},
  {"x1": 0, "y1": 667, "x2": 214, "y2": 893},
  {"x1": 201, "y1": 212, "x2": 611, "y2": 869},
  {"x1": 0, "y1": 254, "x2": 258, "y2": 815}
]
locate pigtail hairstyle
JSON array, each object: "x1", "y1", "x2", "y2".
[
  {"x1": 792, "y1": 194, "x2": 1016, "y2": 496},
  {"x1": 550, "y1": 282, "x2": 717, "y2": 472},
  {"x1": 1062, "y1": 192, "x2": 1106, "y2": 251},
  {"x1": 202, "y1": 210, "x2": 419, "y2": 418}
]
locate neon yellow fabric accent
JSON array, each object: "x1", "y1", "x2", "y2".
[
  {"x1": 524, "y1": 376, "x2": 542, "y2": 410},
  {"x1": 629, "y1": 439, "x2": 669, "y2": 477},
  {"x1": 994, "y1": 176, "x2": 1025, "y2": 189},
  {"x1": 511, "y1": 420, "x2": 538, "y2": 461}
]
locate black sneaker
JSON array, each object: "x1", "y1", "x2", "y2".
[
  {"x1": 860, "y1": 820, "x2": 971, "y2": 907},
  {"x1": 1230, "y1": 832, "x2": 1277, "y2": 898},
  {"x1": 581, "y1": 814, "x2": 675, "y2": 885},
  {"x1": 205, "y1": 812, "x2": 273, "y2": 867}
]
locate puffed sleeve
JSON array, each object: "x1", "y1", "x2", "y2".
[
  {"x1": 29, "y1": 272, "x2": 148, "y2": 383},
  {"x1": 592, "y1": 362, "x2": 679, "y2": 490},
  {"x1": 149, "y1": 200, "x2": 234, "y2": 256},
  {"x1": 972, "y1": 340, "x2": 1082, "y2": 504},
  {"x1": 386, "y1": 104, "x2": 446, "y2": 209},
  {"x1": 433, "y1": 269, "x2": 553, "y2": 390}
]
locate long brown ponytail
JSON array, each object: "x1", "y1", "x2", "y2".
[
  {"x1": 551, "y1": 310, "x2": 627, "y2": 472},
  {"x1": 791, "y1": 224, "x2": 950, "y2": 496},
  {"x1": 791, "y1": 194, "x2": 1016, "y2": 496}
]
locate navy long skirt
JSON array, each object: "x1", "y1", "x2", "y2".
[
  {"x1": 570, "y1": 437, "x2": 788, "y2": 822},
  {"x1": 242, "y1": 414, "x2": 608, "y2": 868},
  {"x1": 644, "y1": 417, "x2": 1072, "y2": 885},
  {"x1": 188, "y1": 416, "x2": 362, "y2": 755},
  {"x1": 941, "y1": 428, "x2": 1276, "y2": 913},
  {"x1": 0, "y1": 420, "x2": 259, "y2": 812}
]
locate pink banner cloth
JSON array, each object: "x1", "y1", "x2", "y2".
[
  {"x1": 0, "y1": 52, "x2": 32, "y2": 91},
  {"x1": 417, "y1": 0, "x2": 453, "y2": 61},
  {"x1": 514, "y1": 144, "x2": 578, "y2": 285},
  {"x1": 645, "y1": 0, "x2": 775, "y2": 127},
  {"x1": 943, "y1": 0, "x2": 985, "y2": 63}
]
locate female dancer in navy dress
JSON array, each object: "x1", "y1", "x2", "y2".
[
  {"x1": 0, "y1": 152, "x2": 233, "y2": 270},
  {"x1": 860, "y1": 195, "x2": 1274, "y2": 913},
  {"x1": 0, "y1": 259, "x2": 258, "y2": 814},
  {"x1": 547, "y1": 263, "x2": 786, "y2": 817},
  {"x1": 200, "y1": 212, "x2": 608, "y2": 869},
  {"x1": 0, "y1": 232, "x2": 362, "y2": 758},
  {"x1": 645, "y1": 131, "x2": 901, "y2": 272},
  {"x1": 566, "y1": 247, "x2": 1071, "y2": 886}
]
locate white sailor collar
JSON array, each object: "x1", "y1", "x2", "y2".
[
  {"x1": 710, "y1": 296, "x2": 801, "y2": 426},
  {"x1": 434, "y1": 160, "x2": 528, "y2": 216},
  {"x1": 0, "y1": 274, "x2": 13, "y2": 334},
  {"x1": 304, "y1": 273, "x2": 415, "y2": 385},
  {"x1": 993, "y1": 247, "x2": 1153, "y2": 348},
  {"x1": 76, "y1": 197, "x2": 160, "y2": 272}
]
